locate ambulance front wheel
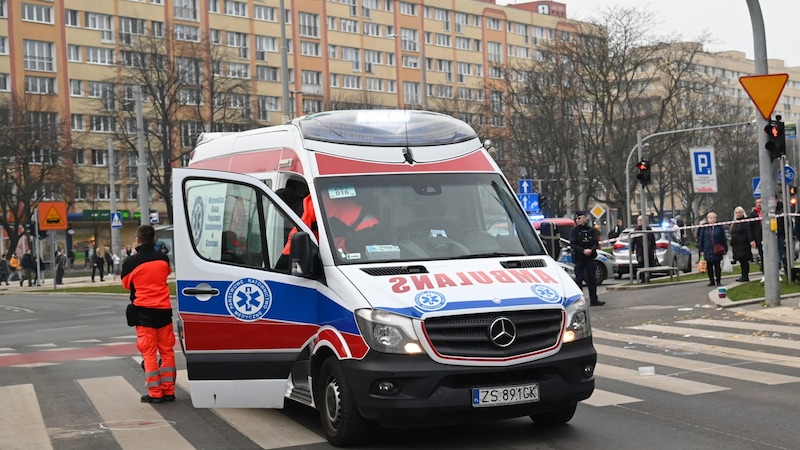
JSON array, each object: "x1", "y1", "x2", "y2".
[
  {"x1": 318, "y1": 357, "x2": 370, "y2": 447},
  {"x1": 529, "y1": 401, "x2": 577, "y2": 426}
]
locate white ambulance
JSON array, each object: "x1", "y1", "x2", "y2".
[{"x1": 173, "y1": 110, "x2": 596, "y2": 447}]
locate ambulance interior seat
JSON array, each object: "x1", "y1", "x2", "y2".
[
  {"x1": 221, "y1": 231, "x2": 245, "y2": 264},
  {"x1": 396, "y1": 192, "x2": 469, "y2": 259}
]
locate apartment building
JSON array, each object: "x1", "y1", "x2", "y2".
[{"x1": 0, "y1": 0, "x2": 579, "y2": 249}]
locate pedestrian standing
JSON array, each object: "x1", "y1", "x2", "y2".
[
  {"x1": 697, "y1": 211, "x2": 728, "y2": 286},
  {"x1": 749, "y1": 198, "x2": 763, "y2": 271},
  {"x1": 55, "y1": 249, "x2": 67, "y2": 285},
  {"x1": 103, "y1": 246, "x2": 113, "y2": 275},
  {"x1": 729, "y1": 206, "x2": 754, "y2": 282},
  {"x1": 8, "y1": 253, "x2": 20, "y2": 281},
  {"x1": 91, "y1": 245, "x2": 105, "y2": 282},
  {"x1": 631, "y1": 216, "x2": 657, "y2": 281},
  {"x1": 569, "y1": 211, "x2": 604, "y2": 306},
  {"x1": 84, "y1": 246, "x2": 91, "y2": 269},
  {"x1": 20, "y1": 249, "x2": 35, "y2": 287},
  {"x1": 0, "y1": 254, "x2": 9, "y2": 285},
  {"x1": 121, "y1": 225, "x2": 176, "y2": 403},
  {"x1": 67, "y1": 249, "x2": 75, "y2": 270},
  {"x1": 608, "y1": 219, "x2": 624, "y2": 241},
  {"x1": 674, "y1": 215, "x2": 686, "y2": 244}
]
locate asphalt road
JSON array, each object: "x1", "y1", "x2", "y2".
[{"x1": 1, "y1": 284, "x2": 799, "y2": 450}]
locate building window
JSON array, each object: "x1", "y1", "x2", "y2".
[
  {"x1": 175, "y1": 24, "x2": 200, "y2": 42},
  {"x1": 301, "y1": 41, "x2": 320, "y2": 57},
  {"x1": 226, "y1": 1, "x2": 247, "y2": 17},
  {"x1": 0, "y1": 37, "x2": 7, "y2": 55},
  {"x1": 22, "y1": 3, "x2": 53, "y2": 24},
  {"x1": 75, "y1": 184, "x2": 88, "y2": 201},
  {"x1": 87, "y1": 47, "x2": 114, "y2": 65},
  {"x1": 227, "y1": 31, "x2": 249, "y2": 58},
  {"x1": 90, "y1": 116, "x2": 115, "y2": 133},
  {"x1": 299, "y1": 12, "x2": 320, "y2": 38},
  {"x1": 92, "y1": 149, "x2": 108, "y2": 166},
  {"x1": 23, "y1": 40, "x2": 55, "y2": 71},
  {"x1": 0, "y1": 74, "x2": 9, "y2": 91},
  {"x1": 174, "y1": 0, "x2": 198, "y2": 21},
  {"x1": 180, "y1": 122, "x2": 203, "y2": 147},
  {"x1": 25, "y1": 76, "x2": 56, "y2": 94},
  {"x1": 0, "y1": 1, "x2": 7, "y2": 19},
  {"x1": 95, "y1": 184, "x2": 110, "y2": 200},
  {"x1": 152, "y1": 21, "x2": 164, "y2": 37},
  {"x1": 70, "y1": 79, "x2": 82, "y2": 96},
  {"x1": 208, "y1": 0, "x2": 219, "y2": 13},
  {"x1": 256, "y1": 66, "x2": 279, "y2": 82},
  {"x1": 71, "y1": 114, "x2": 85, "y2": 131},
  {"x1": 86, "y1": 13, "x2": 114, "y2": 42},
  {"x1": 67, "y1": 45, "x2": 81, "y2": 62},
  {"x1": 73, "y1": 149, "x2": 85, "y2": 166},
  {"x1": 254, "y1": 5, "x2": 275, "y2": 21},
  {"x1": 227, "y1": 62, "x2": 249, "y2": 78}
]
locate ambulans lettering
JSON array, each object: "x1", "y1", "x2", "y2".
[
  {"x1": 225, "y1": 277, "x2": 273, "y2": 322},
  {"x1": 389, "y1": 268, "x2": 559, "y2": 293}
]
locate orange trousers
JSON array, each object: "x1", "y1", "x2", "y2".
[{"x1": 136, "y1": 323, "x2": 176, "y2": 398}]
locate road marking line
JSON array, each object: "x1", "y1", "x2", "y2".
[
  {"x1": 596, "y1": 344, "x2": 800, "y2": 385},
  {"x1": 175, "y1": 369, "x2": 326, "y2": 448},
  {"x1": 596, "y1": 363, "x2": 728, "y2": 395},
  {"x1": 582, "y1": 389, "x2": 642, "y2": 407},
  {"x1": 628, "y1": 324, "x2": 800, "y2": 351},
  {"x1": 677, "y1": 318, "x2": 800, "y2": 335},
  {"x1": 594, "y1": 329, "x2": 800, "y2": 369},
  {"x1": 78, "y1": 376, "x2": 194, "y2": 449},
  {"x1": 0, "y1": 384, "x2": 53, "y2": 449}
]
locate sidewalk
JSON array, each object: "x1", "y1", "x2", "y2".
[{"x1": 0, "y1": 271, "x2": 176, "y2": 294}]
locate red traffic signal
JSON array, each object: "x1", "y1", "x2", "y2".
[
  {"x1": 764, "y1": 118, "x2": 786, "y2": 160},
  {"x1": 636, "y1": 160, "x2": 651, "y2": 186}
]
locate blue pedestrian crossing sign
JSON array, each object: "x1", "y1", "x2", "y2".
[
  {"x1": 753, "y1": 177, "x2": 761, "y2": 198},
  {"x1": 111, "y1": 212, "x2": 123, "y2": 229}
]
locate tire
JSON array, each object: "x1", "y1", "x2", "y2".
[
  {"x1": 317, "y1": 357, "x2": 370, "y2": 447},
  {"x1": 595, "y1": 264, "x2": 607, "y2": 285},
  {"x1": 684, "y1": 255, "x2": 692, "y2": 273},
  {"x1": 530, "y1": 402, "x2": 577, "y2": 425}
]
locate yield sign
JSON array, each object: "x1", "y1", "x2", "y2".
[{"x1": 739, "y1": 73, "x2": 789, "y2": 120}]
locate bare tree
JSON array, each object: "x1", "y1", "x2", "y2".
[
  {"x1": 0, "y1": 93, "x2": 72, "y2": 258},
  {"x1": 99, "y1": 24, "x2": 253, "y2": 223}
]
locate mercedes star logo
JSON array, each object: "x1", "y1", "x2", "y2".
[{"x1": 488, "y1": 317, "x2": 517, "y2": 348}]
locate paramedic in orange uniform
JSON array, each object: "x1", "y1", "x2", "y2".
[{"x1": 121, "y1": 224, "x2": 176, "y2": 403}]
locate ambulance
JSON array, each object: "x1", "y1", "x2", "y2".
[{"x1": 172, "y1": 110, "x2": 596, "y2": 446}]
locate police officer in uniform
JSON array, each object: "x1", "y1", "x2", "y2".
[{"x1": 569, "y1": 211, "x2": 605, "y2": 306}]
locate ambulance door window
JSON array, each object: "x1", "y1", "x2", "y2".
[
  {"x1": 185, "y1": 179, "x2": 266, "y2": 269},
  {"x1": 263, "y1": 195, "x2": 298, "y2": 273}
]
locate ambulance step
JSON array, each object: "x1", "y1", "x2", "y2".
[{"x1": 289, "y1": 385, "x2": 313, "y2": 405}]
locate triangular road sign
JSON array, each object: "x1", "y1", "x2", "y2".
[
  {"x1": 739, "y1": 73, "x2": 789, "y2": 120},
  {"x1": 111, "y1": 212, "x2": 123, "y2": 228}
]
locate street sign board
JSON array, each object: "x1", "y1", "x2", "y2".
[
  {"x1": 111, "y1": 212, "x2": 123, "y2": 229},
  {"x1": 786, "y1": 122, "x2": 797, "y2": 140},
  {"x1": 38, "y1": 201, "x2": 68, "y2": 231},
  {"x1": 517, "y1": 193, "x2": 539, "y2": 212},
  {"x1": 689, "y1": 147, "x2": 718, "y2": 193},
  {"x1": 739, "y1": 73, "x2": 789, "y2": 120},
  {"x1": 777, "y1": 165, "x2": 795, "y2": 184},
  {"x1": 753, "y1": 177, "x2": 762, "y2": 198},
  {"x1": 518, "y1": 179, "x2": 532, "y2": 194},
  {"x1": 590, "y1": 204, "x2": 605, "y2": 219}
]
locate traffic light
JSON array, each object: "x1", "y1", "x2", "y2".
[
  {"x1": 636, "y1": 160, "x2": 651, "y2": 186},
  {"x1": 25, "y1": 222, "x2": 33, "y2": 235},
  {"x1": 791, "y1": 185, "x2": 797, "y2": 211},
  {"x1": 764, "y1": 117, "x2": 786, "y2": 161}
]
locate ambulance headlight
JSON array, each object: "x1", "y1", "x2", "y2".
[
  {"x1": 355, "y1": 309, "x2": 423, "y2": 354},
  {"x1": 562, "y1": 296, "x2": 591, "y2": 343}
]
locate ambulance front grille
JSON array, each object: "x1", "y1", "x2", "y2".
[{"x1": 423, "y1": 310, "x2": 563, "y2": 358}]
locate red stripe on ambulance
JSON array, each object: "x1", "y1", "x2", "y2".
[{"x1": 315, "y1": 151, "x2": 493, "y2": 175}]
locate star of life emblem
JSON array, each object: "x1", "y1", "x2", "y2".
[{"x1": 225, "y1": 278, "x2": 272, "y2": 322}]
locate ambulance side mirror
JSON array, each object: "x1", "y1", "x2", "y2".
[{"x1": 290, "y1": 231, "x2": 321, "y2": 279}]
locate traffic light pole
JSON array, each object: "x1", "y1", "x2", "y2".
[
  {"x1": 747, "y1": 0, "x2": 780, "y2": 305},
  {"x1": 637, "y1": 131, "x2": 651, "y2": 274}
]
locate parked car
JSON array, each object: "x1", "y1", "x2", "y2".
[
  {"x1": 532, "y1": 218, "x2": 616, "y2": 284},
  {"x1": 612, "y1": 226, "x2": 692, "y2": 278},
  {"x1": 557, "y1": 240, "x2": 617, "y2": 285}
]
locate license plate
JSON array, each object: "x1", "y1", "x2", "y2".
[{"x1": 471, "y1": 383, "x2": 539, "y2": 408}]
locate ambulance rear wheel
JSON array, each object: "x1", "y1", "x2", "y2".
[
  {"x1": 318, "y1": 357, "x2": 369, "y2": 447},
  {"x1": 529, "y1": 402, "x2": 577, "y2": 426}
]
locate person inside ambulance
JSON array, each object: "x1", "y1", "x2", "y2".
[{"x1": 320, "y1": 192, "x2": 380, "y2": 257}]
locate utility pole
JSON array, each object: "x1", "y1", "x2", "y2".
[
  {"x1": 280, "y1": 0, "x2": 291, "y2": 124},
  {"x1": 747, "y1": 0, "x2": 780, "y2": 305},
  {"x1": 135, "y1": 86, "x2": 149, "y2": 226}
]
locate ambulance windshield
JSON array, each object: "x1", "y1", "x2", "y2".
[{"x1": 315, "y1": 173, "x2": 545, "y2": 264}]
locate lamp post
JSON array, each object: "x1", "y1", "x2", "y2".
[
  {"x1": 624, "y1": 121, "x2": 755, "y2": 228},
  {"x1": 388, "y1": 34, "x2": 427, "y2": 110}
]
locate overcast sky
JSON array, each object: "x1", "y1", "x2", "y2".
[{"x1": 498, "y1": 0, "x2": 800, "y2": 68}]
